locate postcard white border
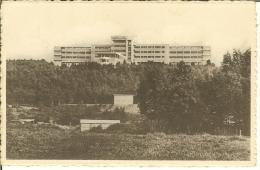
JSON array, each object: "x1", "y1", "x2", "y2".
[{"x1": 0, "y1": 1, "x2": 257, "y2": 167}]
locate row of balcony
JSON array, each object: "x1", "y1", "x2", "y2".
[{"x1": 61, "y1": 54, "x2": 91, "y2": 57}]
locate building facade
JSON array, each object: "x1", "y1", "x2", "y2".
[
  {"x1": 113, "y1": 94, "x2": 134, "y2": 105},
  {"x1": 54, "y1": 36, "x2": 210, "y2": 66}
]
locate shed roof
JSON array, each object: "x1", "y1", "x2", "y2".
[
  {"x1": 113, "y1": 94, "x2": 134, "y2": 96},
  {"x1": 80, "y1": 119, "x2": 120, "y2": 124}
]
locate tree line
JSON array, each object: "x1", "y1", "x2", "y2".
[
  {"x1": 6, "y1": 49, "x2": 251, "y2": 135},
  {"x1": 7, "y1": 59, "x2": 213, "y2": 106}
]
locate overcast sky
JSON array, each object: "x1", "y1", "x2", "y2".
[{"x1": 2, "y1": 2, "x2": 256, "y2": 66}]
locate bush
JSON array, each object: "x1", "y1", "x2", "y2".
[
  {"x1": 105, "y1": 123, "x2": 137, "y2": 134},
  {"x1": 134, "y1": 120, "x2": 166, "y2": 134},
  {"x1": 89, "y1": 125, "x2": 103, "y2": 133},
  {"x1": 228, "y1": 136, "x2": 246, "y2": 141}
]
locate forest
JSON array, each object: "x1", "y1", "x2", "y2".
[{"x1": 6, "y1": 49, "x2": 251, "y2": 135}]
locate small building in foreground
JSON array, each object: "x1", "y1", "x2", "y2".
[
  {"x1": 80, "y1": 119, "x2": 120, "y2": 131},
  {"x1": 113, "y1": 94, "x2": 134, "y2": 105}
]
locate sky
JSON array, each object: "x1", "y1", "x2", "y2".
[{"x1": 2, "y1": 2, "x2": 256, "y2": 66}]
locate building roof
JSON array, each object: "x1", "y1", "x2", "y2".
[
  {"x1": 111, "y1": 36, "x2": 127, "y2": 40},
  {"x1": 80, "y1": 119, "x2": 120, "y2": 124},
  {"x1": 113, "y1": 94, "x2": 134, "y2": 96}
]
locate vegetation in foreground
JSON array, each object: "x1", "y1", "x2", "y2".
[
  {"x1": 7, "y1": 49, "x2": 251, "y2": 135},
  {"x1": 6, "y1": 48, "x2": 251, "y2": 160},
  {"x1": 7, "y1": 123, "x2": 250, "y2": 160}
]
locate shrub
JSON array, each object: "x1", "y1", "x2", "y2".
[
  {"x1": 105, "y1": 123, "x2": 137, "y2": 134},
  {"x1": 89, "y1": 125, "x2": 103, "y2": 133},
  {"x1": 228, "y1": 136, "x2": 246, "y2": 141},
  {"x1": 134, "y1": 120, "x2": 166, "y2": 134}
]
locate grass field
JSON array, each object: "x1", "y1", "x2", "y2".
[{"x1": 7, "y1": 123, "x2": 250, "y2": 160}]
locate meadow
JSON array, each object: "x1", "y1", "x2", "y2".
[{"x1": 7, "y1": 123, "x2": 250, "y2": 160}]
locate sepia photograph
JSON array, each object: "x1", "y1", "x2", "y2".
[{"x1": 0, "y1": 1, "x2": 257, "y2": 166}]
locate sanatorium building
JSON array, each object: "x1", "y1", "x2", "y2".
[{"x1": 54, "y1": 36, "x2": 211, "y2": 66}]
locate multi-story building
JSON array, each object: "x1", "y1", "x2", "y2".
[
  {"x1": 54, "y1": 36, "x2": 210, "y2": 66},
  {"x1": 167, "y1": 46, "x2": 211, "y2": 66},
  {"x1": 132, "y1": 44, "x2": 169, "y2": 64}
]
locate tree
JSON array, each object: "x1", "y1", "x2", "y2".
[{"x1": 137, "y1": 61, "x2": 204, "y2": 133}]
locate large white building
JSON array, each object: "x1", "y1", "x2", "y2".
[{"x1": 54, "y1": 36, "x2": 211, "y2": 66}]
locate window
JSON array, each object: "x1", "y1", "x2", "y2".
[
  {"x1": 114, "y1": 45, "x2": 125, "y2": 47},
  {"x1": 135, "y1": 51, "x2": 140, "y2": 53},
  {"x1": 184, "y1": 56, "x2": 190, "y2": 58},
  {"x1": 155, "y1": 46, "x2": 161, "y2": 48},
  {"x1": 135, "y1": 46, "x2": 140, "y2": 48},
  {"x1": 162, "y1": 51, "x2": 165, "y2": 53},
  {"x1": 177, "y1": 51, "x2": 183, "y2": 54},
  {"x1": 170, "y1": 51, "x2": 176, "y2": 53},
  {"x1": 148, "y1": 56, "x2": 154, "y2": 58},
  {"x1": 155, "y1": 56, "x2": 161, "y2": 58},
  {"x1": 143, "y1": 51, "x2": 147, "y2": 53},
  {"x1": 198, "y1": 51, "x2": 203, "y2": 53},
  {"x1": 148, "y1": 46, "x2": 154, "y2": 48},
  {"x1": 155, "y1": 51, "x2": 160, "y2": 53},
  {"x1": 95, "y1": 46, "x2": 111, "y2": 49},
  {"x1": 134, "y1": 56, "x2": 140, "y2": 58},
  {"x1": 184, "y1": 51, "x2": 190, "y2": 54},
  {"x1": 191, "y1": 51, "x2": 197, "y2": 54},
  {"x1": 162, "y1": 46, "x2": 165, "y2": 48},
  {"x1": 141, "y1": 46, "x2": 147, "y2": 48}
]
